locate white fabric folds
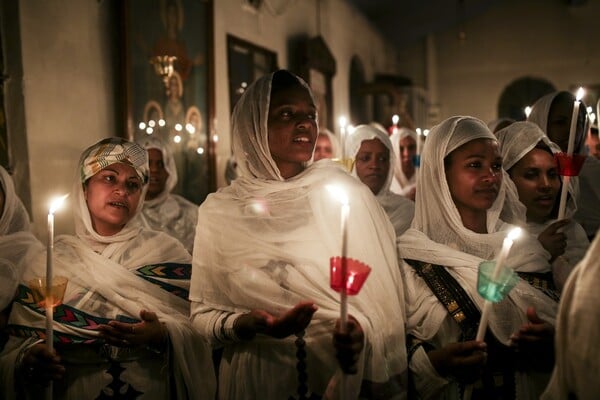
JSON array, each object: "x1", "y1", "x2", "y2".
[
  {"x1": 348, "y1": 124, "x2": 415, "y2": 236},
  {"x1": 190, "y1": 71, "x2": 407, "y2": 399}
]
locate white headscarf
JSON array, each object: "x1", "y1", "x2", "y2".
[
  {"x1": 191, "y1": 70, "x2": 407, "y2": 396},
  {"x1": 137, "y1": 137, "x2": 197, "y2": 253},
  {"x1": 317, "y1": 128, "x2": 341, "y2": 160},
  {"x1": 0, "y1": 166, "x2": 30, "y2": 234},
  {"x1": 4, "y1": 138, "x2": 215, "y2": 400},
  {"x1": 496, "y1": 121, "x2": 577, "y2": 219},
  {"x1": 0, "y1": 166, "x2": 39, "y2": 309},
  {"x1": 399, "y1": 116, "x2": 555, "y2": 345},
  {"x1": 74, "y1": 138, "x2": 149, "y2": 250},
  {"x1": 389, "y1": 127, "x2": 417, "y2": 195},
  {"x1": 528, "y1": 91, "x2": 588, "y2": 154},
  {"x1": 348, "y1": 124, "x2": 415, "y2": 236},
  {"x1": 231, "y1": 70, "x2": 316, "y2": 181},
  {"x1": 139, "y1": 136, "x2": 178, "y2": 205}
]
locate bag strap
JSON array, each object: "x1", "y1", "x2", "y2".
[{"x1": 405, "y1": 259, "x2": 480, "y2": 340}]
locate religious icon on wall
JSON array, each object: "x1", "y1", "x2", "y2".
[{"x1": 122, "y1": 0, "x2": 214, "y2": 204}]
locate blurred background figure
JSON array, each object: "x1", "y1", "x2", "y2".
[
  {"x1": 313, "y1": 128, "x2": 340, "y2": 161},
  {"x1": 139, "y1": 137, "x2": 198, "y2": 254},
  {"x1": 585, "y1": 123, "x2": 599, "y2": 159},
  {"x1": 487, "y1": 117, "x2": 515, "y2": 133},
  {"x1": 348, "y1": 124, "x2": 415, "y2": 237},
  {"x1": 389, "y1": 127, "x2": 418, "y2": 200},
  {"x1": 541, "y1": 232, "x2": 600, "y2": 400}
]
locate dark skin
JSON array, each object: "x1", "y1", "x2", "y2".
[
  {"x1": 20, "y1": 310, "x2": 166, "y2": 386},
  {"x1": 233, "y1": 78, "x2": 365, "y2": 374}
]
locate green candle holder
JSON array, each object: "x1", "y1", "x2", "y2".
[{"x1": 477, "y1": 261, "x2": 519, "y2": 303}]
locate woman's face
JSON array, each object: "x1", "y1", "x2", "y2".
[
  {"x1": 355, "y1": 138, "x2": 390, "y2": 195},
  {"x1": 399, "y1": 136, "x2": 416, "y2": 176},
  {"x1": 509, "y1": 148, "x2": 560, "y2": 224},
  {"x1": 84, "y1": 163, "x2": 143, "y2": 236},
  {"x1": 547, "y1": 96, "x2": 572, "y2": 152},
  {"x1": 267, "y1": 84, "x2": 318, "y2": 179},
  {"x1": 313, "y1": 134, "x2": 333, "y2": 161},
  {"x1": 146, "y1": 148, "x2": 169, "y2": 200},
  {"x1": 445, "y1": 138, "x2": 503, "y2": 219}
]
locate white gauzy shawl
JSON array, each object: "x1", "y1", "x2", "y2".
[
  {"x1": 398, "y1": 116, "x2": 557, "y2": 399},
  {"x1": 0, "y1": 166, "x2": 39, "y2": 309},
  {"x1": 138, "y1": 137, "x2": 198, "y2": 253},
  {"x1": 348, "y1": 124, "x2": 415, "y2": 236},
  {"x1": 389, "y1": 127, "x2": 417, "y2": 196},
  {"x1": 496, "y1": 121, "x2": 589, "y2": 285},
  {"x1": 1, "y1": 143, "x2": 215, "y2": 400},
  {"x1": 0, "y1": 166, "x2": 30, "y2": 235},
  {"x1": 542, "y1": 233, "x2": 600, "y2": 399},
  {"x1": 190, "y1": 71, "x2": 407, "y2": 399}
]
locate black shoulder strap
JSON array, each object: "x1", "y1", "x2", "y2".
[{"x1": 405, "y1": 258, "x2": 481, "y2": 340}]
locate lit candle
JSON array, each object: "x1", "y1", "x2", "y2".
[
  {"x1": 524, "y1": 106, "x2": 532, "y2": 119},
  {"x1": 475, "y1": 227, "x2": 522, "y2": 342},
  {"x1": 557, "y1": 87, "x2": 584, "y2": 220},
  {"x1": 326, "y1": 185, "x2": 350, "y2": 331},
  {"x1": 46, "y1": 194, "x2": 68, "y2": 354},
  {"x1": 392, "y1": 114, "x2": 400, "y2": 134}
]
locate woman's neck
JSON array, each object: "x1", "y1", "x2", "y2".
[{"x1": 459, "y1": 209, "x2": 488, "y2": 234}]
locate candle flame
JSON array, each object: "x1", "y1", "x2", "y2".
[
  {"x1": 524, "y1": 106, "x2": 532, "y2": 118},
  {"x1": 507, "y1": 227, "x2": 522, "y2": 241},
  {"x1": 338, "y1": 116, "x2": 347, "y2": 128},
  {"x1": 49, "y1": 194, "x2": 69, "y2": 215},
  {"x1": 576, "y1": 87, "x2": 585, "y2": 101},
  {"x1": 326, "y1": 184, "x2": 349, "y2": 206},
  {"x1": 392, "y1": 114, "x2": 399, "y2": 125},
  {"x1": 423, "y1": 129, "x2": 430, "y2": 137},
  {"x1": 416, "y1": 128, "x2": 422, "y2": 136}
]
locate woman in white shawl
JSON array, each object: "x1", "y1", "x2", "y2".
[
  {"x1": 314, "y1": 128, "x2": 340, "y2": 161},
  {"x1": 541, "y1": 233, "x2": 600, "y2": 400},
  {"x1": 1, "y1": 166, "x2": 41, "y2": 333},
  {"x1": 190, "y1": 70, "x2": 407, "y2": 399},
  {"x1": 389, "y1": 127, "x2": 418, "y2": 200},
  {"x1": 0, "y1": 138, "x2": 215, "y2": 400},
  {"x1": 528, "y1": 91, "x2": 600, "y2": 240},
  {"x1": 138, "y1": 137, "x2": 198, "y2": 254},
  {"x1": 397, "y1": 116, "x2": 558, "y2": 399},
  {"x1": 348, "y1": 124, "x2": 415, "y2": 237},
  {"x1": 496, "y1": 121, "x2": 589, "y2": 289}
]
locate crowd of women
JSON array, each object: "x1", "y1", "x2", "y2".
[{"x1": 0, "y1": 69, "x2": 598, "y2": 399}]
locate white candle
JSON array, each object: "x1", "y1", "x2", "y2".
[
  {"x1": 416, "y1": 128, "x2": 423, "y2": 157},
  {"x1": 557, "y1": 87, "x2": 584, "y2": 220},
  {"x1": 475, "y1": 227, "x2": 521, "y2": 341},
  {"x1": 46, "y1": 195, "x2": 68, "y2": 353},
  {"x1": 392, "y1": 114, "x2": 400, "y2": 135},
  {"x1": 340, "y1": 203, "x2": 349, "y2": 332}
]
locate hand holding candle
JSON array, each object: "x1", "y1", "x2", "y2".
[
  {"x1": 45, "y1": 194, "x2": 68, "y2": 353},
  {"x1": 557, "y1": 87, "x2": 585, "y2": 220}
]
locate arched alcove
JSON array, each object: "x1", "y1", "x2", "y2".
[{"x1": 498, "y1": 77, "x2": 556, "y2": 121}]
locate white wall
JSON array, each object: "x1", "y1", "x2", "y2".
[
  {"x1": 398, "y1": 0, "x2": 600, "y2": 127},
  {"x1": 19, "y1": 0, "x2": 117, "y2": 238},
  {"x1": 15, "y1": 0, "x2": 400, "y2": 239},
  {"x1": 212, "y1": 0, "x2": 401, "y2": 186}
]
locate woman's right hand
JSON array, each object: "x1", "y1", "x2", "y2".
[
  {"x1": 234, "y1": 301, "x2": 318, "y2": 340},
  {"x1": 21, "y1": 343, "x2": 65, "y2": 384},
  {"x1": 537, "y1": 219, "x2": 569, "y2": 261},
  {"x1": 427, "y1": 340, "x2": 487, "y2": 384}
]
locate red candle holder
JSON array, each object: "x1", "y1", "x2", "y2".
[
  {"x1": 329, "y1": 257, "x2": 371, "y2": 295},
  {"x1": 555, "y1": 153, "x2": 586, "y2": 176}
]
